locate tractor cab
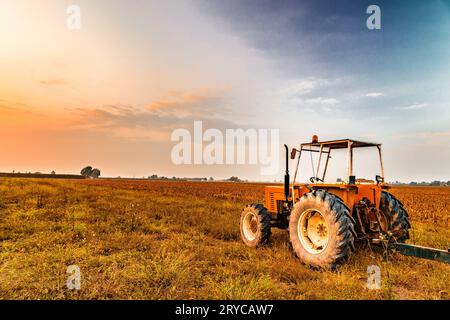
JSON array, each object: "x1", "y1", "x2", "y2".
[
  {"x1": 291, "y1": 136, "x2": 386, "y2": 186},
  {"x1": 265, "y1": 137, "x2": 389, "y2": 220},
  {"x1": 291, "y1": 137, "x2": 387, "y2": 206}
]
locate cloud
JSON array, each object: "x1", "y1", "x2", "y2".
[
  {"x1": 393, "y1": 130, "x2": 450, "y2": 146},
  {"x1": 147, "y1": 87, "x2": 229, "y2": 118},
  {"x1": 39, "y1": 78, "x2": 68, "y2": 85},
  {"x1": 304, "y1": 97, "x2": 340, "y2": 105},
  {"x1": 366, "y1": 92, "x2": 384, "y2": 97},
  {"x1": 64, "y1": 88, "x2": 241, "y2": 141},
  {"x1": 398, "y1": 103, "x2": 429, "y2": 111},
  {"x1": 0, "y1": 100, "x2": 74, "y2": 138},
  {"x1": 68, "y1": 105, "x2": 238, "y2": 141},
  {"x1": 1, "y1": 87, "x2": 248, "y2": 142},
  {"x1": 282, "y1": 79, "x2": 340, "y2": 112},
  {"x1": 282, "y1": 79, "x2": 329, "y2": 97},
  {"x1": 419, "y1": 131, "x2": 450, "y2": 138}
]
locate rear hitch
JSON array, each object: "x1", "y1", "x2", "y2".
[
  {"x1": 373, "y1": 234, "x2": 450, "y2": 264},
  {"x1": 390, "y1": 242, "x2": 450, "y2": 264}
]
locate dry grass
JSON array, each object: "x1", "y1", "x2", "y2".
[{"x1": 0, "y1": 179, "x2": 448, "y2": 300}]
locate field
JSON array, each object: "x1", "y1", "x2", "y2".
[{"x1": 0, "y1": 178, "x2": 449, "y2": 300}]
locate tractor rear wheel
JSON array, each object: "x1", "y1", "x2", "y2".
[
  {"x1": 289, "y1": 190, "x2": 355, "y2": 269},
  {"x1": 380, "y1": 191, "x2": 411, "y2": 242},
  {"x1": 240, "y1": 204, "x2": 271, "y2": 247}
]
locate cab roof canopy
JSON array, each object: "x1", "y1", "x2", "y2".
[{"x1": 301, "y1": 139, "x2": 380, "y2": 150}]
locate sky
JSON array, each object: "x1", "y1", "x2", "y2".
[{"x1": 0, "y1": 0, "x2": 449, "y2": 182}]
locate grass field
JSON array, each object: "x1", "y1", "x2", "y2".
[{"x1": 0, "y1": 178, "x2": 449, "y2": 300}]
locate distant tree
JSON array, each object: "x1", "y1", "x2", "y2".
[
  {"x1": 149, "y1": 174, "x2": 158, "y2": 179},
  {"x1": 51, "y1": 171, "x2": 56, "y2": 175},
  {"x1": 81, "y1": 166, "x2": 93, "y2": 178},
  {"x1": 12, "y1": 170, "x2": 15, "y2": 174},
  {"x1": 90, "y1": 168, "x2": 101, "y2": 179},
  {"x1": 228, "y1": 176, "x2": 240, "y2": 182},
  {"x1": 209, "y1": 177, "x2": 214, "y2": 181}
]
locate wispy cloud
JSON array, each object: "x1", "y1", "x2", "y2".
[
  {"x1": 63, "y1": 87, "x2": 239, "y2": 141},
  {"x1": 366, "y1": 92, "x2": 384, "y2": 97},
  {"x1": 147, "y1": 87, "x2": 229, "y2": 118},
  {"x1": 0, "y1": 86, "x2": 244, "y2": 142},
  {"x1": 304, "y1": 97, "x2": 340, "y2": 105},
  {"x1": 398, "y1": 103, "x2": 429, "y2": 111},
  {"x1": 0, "y1": 100, "x2": 61, "y2": 129},
  {"x1": 282, "y1": 78, "x2": 340, "y2": 112},
  {"x1": 67, "y1": 104, "x2": 238, "y2": 141},
  {"x1": 39, "y1": 78, "x2": 68, "y2": 86},
  {"x1": 282, "y1": 79, "x2": 329, "y2": 97}
]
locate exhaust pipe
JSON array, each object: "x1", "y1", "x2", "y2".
[{"x1": 284, "y1": 144, "x2": 290, "y2": 201}]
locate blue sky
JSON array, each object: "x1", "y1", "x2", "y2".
[
  {"x1": 193, "y1": 0, "x2": 450, "y2": 181},
  {"x1": 0, "y1": 0, "x2": 449, "y2": 181}
]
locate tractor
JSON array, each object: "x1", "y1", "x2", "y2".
[{"x1": 240, "y1": 136, "x2": 449, "y2": 268}]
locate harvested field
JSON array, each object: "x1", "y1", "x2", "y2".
[{"x1": 0, "y1": 179, "x2": 448, "y2": 299}]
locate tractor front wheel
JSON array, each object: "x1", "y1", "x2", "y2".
[
  {"x1": 289, "y1": 190, "x2": 356, "y2": 269},
  {"x1": 240, "y1": 204, "x2": 271, "y2": 247}
]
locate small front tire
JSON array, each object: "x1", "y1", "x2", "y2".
[{"x1": 240, "y1": 204, "x2": 271, "y2": 247}]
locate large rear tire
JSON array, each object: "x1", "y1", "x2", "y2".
[
  {"x1": 240, "y1": 204, "x2": 271, "y2": 247},
  {"x1": 289, "y1": 190, "x2": 355, "y2": 269},
  {"x1": 380, "y1": 191, "x2": 411, "y2": 242}
]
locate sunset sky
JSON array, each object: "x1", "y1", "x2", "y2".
[{"x1": 0, "y1": 0, "x2": 449, "y2": 182}]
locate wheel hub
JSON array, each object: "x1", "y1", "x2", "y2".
[
  {"x1": 242, "y1": 211, "x2": 258, "y2": 241},
  {"x1": 298, "y1": 210, "x2": 330, "y2": 254}
]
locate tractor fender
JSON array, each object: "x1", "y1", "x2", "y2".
[{"x1": 310, "y1": 189, "x2": 356, "y2": 226}]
